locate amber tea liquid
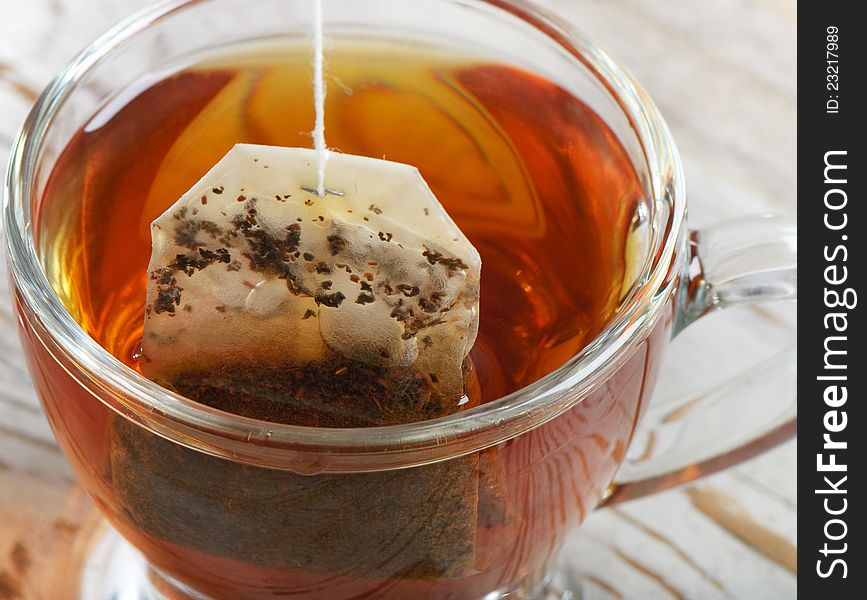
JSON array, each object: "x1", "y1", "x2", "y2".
[
  {"x1": 30, "y1": 39, "x2": 655, "y2": 600},
  {"x1": 39, "y1": 40, "x2": 640, "y2": 399}
]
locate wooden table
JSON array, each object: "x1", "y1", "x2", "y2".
[{"x1": 0, "y1": 1, "x2": 796, "y2": 598}]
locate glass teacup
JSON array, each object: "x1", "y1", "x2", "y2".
[{"x1": 3, "y1": 1, "x2": 797, "y2": 598}]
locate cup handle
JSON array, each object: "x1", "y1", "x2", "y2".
[{"x1": 602, "y1": 215, "x2": 797, "y2": 505}]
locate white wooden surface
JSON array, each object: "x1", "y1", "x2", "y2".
[{"x1": 0, "y1": 1, "x2": 796, "y2": 598}]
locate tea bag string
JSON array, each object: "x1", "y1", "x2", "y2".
[{"x1": 312, "y1": 0, "x2": 329, "y2": 197}]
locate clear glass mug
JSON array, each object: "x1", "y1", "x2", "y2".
[{"x1": 2, "y1": 0, "x2": 796, "y2": 598}]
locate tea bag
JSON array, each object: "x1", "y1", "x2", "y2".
[
  {"x1": 111, "y1": 421, "x2": 480, "y2": 579},
  {"x1": 114, "y1": 143, "x2": 485, "y2": 579},
  {"x1": 141, "y1": 143, "x2": 480, "y2": 424}
]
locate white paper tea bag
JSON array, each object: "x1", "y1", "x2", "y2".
[{"x1": 141, "y1": 144, "x2": 480, "y2": 424}]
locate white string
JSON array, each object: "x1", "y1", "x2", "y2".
[{"x1": 312, "y1": 0, "x2": 328, "y2": 196}]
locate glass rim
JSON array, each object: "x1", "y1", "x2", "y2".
[{"x1": 3, "y1": 0, "x2": 687, "y2": 470}]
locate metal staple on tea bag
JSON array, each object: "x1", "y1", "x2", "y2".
[{"x1": 302, "y1": 185, "x2": 345, "y2": 196}]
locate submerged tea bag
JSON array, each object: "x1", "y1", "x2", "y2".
[
  {"x1": 141, "y1": 143, "x2": 480, "y2": 423},
  {"x1": 114, "y1": 143, "x2": 489, "y2": 578}
]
